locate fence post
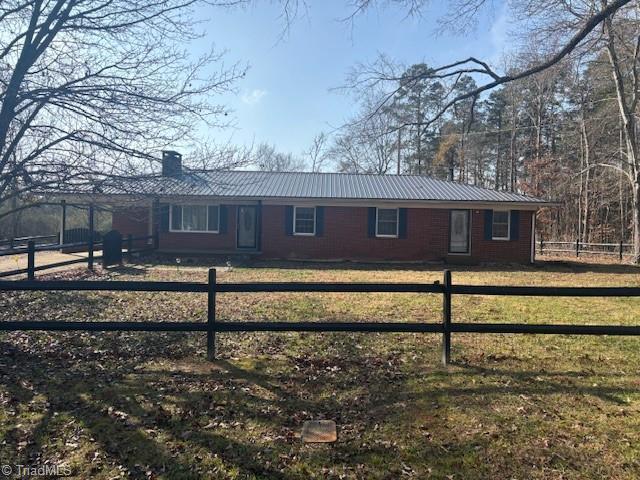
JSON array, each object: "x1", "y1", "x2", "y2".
[
  {"x1": 153, "y1": 229, "x2": 159, "y2": 250},
  {"x1": 540, "y1": 235, "x2": 544, "y2": 255},
  {"x1": 442, "y1": 269, "x2": 452, "y2": 367},
  {"x1": 620, "y1": 239, "x2": 624, "y2": 261},
  {"x1": 59, "y1": 199, "x2": 67, "y2": 246},
  {"x1": 127, "y1": 234, "x2": 133, "y2": 263},
  {"x1": 207, "y1": 268, "x2": 217, "y2": 361},
  {"x1": 575, "y1": 238, "x2": 580, "y2": 257},
  {"x1": 27, "y1": 240, "x2": 35, "y2": 281},
  {"x1": 88, "y1": 204, "x2": 95, "y2": 270}
]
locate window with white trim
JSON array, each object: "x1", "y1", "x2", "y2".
[
  {"x1": 376, "y1": 208, "x2": 399, "y2": 237},
  {"x1": 492, "y1": 210, "x2": 510, "y2": 240},
  {"x1": 293, "y1": 206, "x2": 315, "y2": 235},
  {"x1": 170, "y1": 205, "x2": 219, "y2": 233}
]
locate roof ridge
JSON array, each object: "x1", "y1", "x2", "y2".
[{"x1": 198, "y1": 169, "x2": 452, "y2": 179}]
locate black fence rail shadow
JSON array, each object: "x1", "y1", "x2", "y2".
[
  {"x1": 219, "y1": 258, "x2": 640, "y2": 276},
  {"x1": 0, "y1": 340, "x2": 297, "y2": 479}
]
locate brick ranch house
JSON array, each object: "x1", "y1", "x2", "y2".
[{"x1": 85, "y1": 151, "x2": 551, "y2": 264}]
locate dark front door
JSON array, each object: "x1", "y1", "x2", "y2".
[{"x1": 237, "y1": 206, "x2": 258, "y2": 249}]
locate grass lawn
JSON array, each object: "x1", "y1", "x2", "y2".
[{"x1": 1, "y1": 260, "x2": 640, "y2": 479}]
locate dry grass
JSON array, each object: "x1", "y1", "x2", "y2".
[{"x1": 0, "y1": 259, "x2": 639, "y2": 479}]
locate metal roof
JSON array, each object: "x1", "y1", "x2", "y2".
[{"x1": 94, "y1": 170, "x2": 548, "y2": 204}]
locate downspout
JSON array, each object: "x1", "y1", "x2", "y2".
[{"x1": 530, "y1": 211, "x2": 536, "y2": 264}]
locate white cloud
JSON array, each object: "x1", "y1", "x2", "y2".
[{"x1": 241, "y1": 89, "x2": 268, "y2": 105}]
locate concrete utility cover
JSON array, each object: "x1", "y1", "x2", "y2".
[{"x1": 301, "y1": 420, "x2": 337, "y2": 443}]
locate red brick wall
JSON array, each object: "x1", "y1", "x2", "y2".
[
  {"x1": 466, "y1": 209, "x2": 533, "y2": 263},
  {"x1": 261, "y1": 206, "x2": 533, "y2": 263},
  {"x1": 261, "y1": 206, "x2": 447, "y2": 261},
  {"x1": 112, "y1": 204, "x2": 534, "y2": 263},
  {"x1": 112, "y1": 207, "x2": 149, "y2": 236}
]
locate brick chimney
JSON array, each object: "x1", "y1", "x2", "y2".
[{"x1": 162, "y1": 150, "x2": 182, "y2": 177}]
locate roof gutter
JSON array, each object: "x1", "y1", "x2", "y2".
[{"x1": 52, "y1": 192, "x2": 557, "y2": 211}]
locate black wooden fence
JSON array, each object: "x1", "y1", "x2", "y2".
[
  {"x1": 0, "y1": 233, "x2": 156, "y2": 279},
  {"x1": 538, "y1": 238, "x2": 632, "y2": 260},
  {"x1": 1, "y1": 269, "x2": 640, "y2": 366},
  {"x1": 0, "y1": 234, "x2": 60, "y2": 250}
]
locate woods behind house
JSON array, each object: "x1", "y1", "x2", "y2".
[{"x1": 3, "y1": 1, "x2": 640, "y2": 257}]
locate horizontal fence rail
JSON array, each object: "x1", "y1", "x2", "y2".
[
  {"x1": 451, "y1": 285, "x2": 640, "y2": 296},
  {"x1": 0, "y1": 234, "x2": 156, "y2": 279},
  {"x1": 0, "y1": 321, "x2": 444, "y2": 333},
  {"x1": 0, "y1": 240, "x2": 104, "y2": 256},
  {"x1": 0, "y1": 281, "x2": 442, "y2": 293},
  {"x1": 0, "y1": 279, "x2": 208, "y2": 292},
  {"x1": 6, "y1": 280, "x2": 640, "y2": 297},
  {"x1": 1, "y1": 269, "x2": 640, "y2": 365},
  {"x1": 537, "y1": 238, "x2": 633, "y2": 260},
  {"x1": 2, "y1": 321, "x2": 639, "y2": 336},
  {"x1": 0, "y1": 234, "x2": 60, "y2": 250}
]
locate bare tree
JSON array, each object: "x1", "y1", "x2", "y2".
[
  {"x1": 253, "y1": 142, "x2": 305, "y2": 172},
  {"x1": 329, "y1": 90, "x2": 398, "y2": 174},
  {"x1": 342, "y1": 1, "x2": 630, "y2": 130},
  {"x1": 601, "y1": 2, "x2": 640, "y2": 261},
  {"x1": 305, "y1": 132, "x2": 329, "y2": 172},
  {"x1": 0, "y1": 0, "x2": 246, "y2": 223}
]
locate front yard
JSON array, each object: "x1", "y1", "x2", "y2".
[{"x1": 1, "y1": 261, "x2": 639, "y2": 479}]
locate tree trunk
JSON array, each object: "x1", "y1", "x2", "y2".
[
  {"x1": 604, "y1": 17, "x2": 640, "y2": 261},
  {"x1": 581, "y1": 119, "x2": 591, "y2": 243},
  {"x1": 416, "y1": 92, "x2": 422, "y2": 175},
  {"x1": 633, "y1": 181, "x2": 640, "y2": 263},
  {"x1": 495, "y1": 110, "x2": 502, "y2": 190},
  {"x1": 509, "y1": 98, "x2": 518, "y2": 192}
]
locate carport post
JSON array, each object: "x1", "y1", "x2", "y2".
[
  {"x1": 59, "y1": 200, "x2": 67, "y2": 245},
  {"x1": 207, "y1": 268, "x2": 217, "y2": 361},
  {"x1": 27, "y1": 240, "x2": 35, "y2": 281},
  {"x1": 88, "y1": 204, "x2": 95, "y2": 270},
  {"x1": 442, "y1": 270, "x2": 452, "y2": 366}
]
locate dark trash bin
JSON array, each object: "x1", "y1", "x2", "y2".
[{"x1": 102, "y1": 230, "x2": 123, "y2": 267}]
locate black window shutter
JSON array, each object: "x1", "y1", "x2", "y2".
[
  {"x1": 219, "y1": 205, "x2": 228, "y2": 234},
  {"x1": 285, "y1": 206, "x2": 294, "y2": 235},
  {"x1": 484, "y1": 210, "x2": 493, "y2": 240},
  {"x1": 256, "y1": 202, "x2": 262, "y2": 250},
  {"x1": 398, "y1": 208, "x2": 407, "y2": 239},
  {"x1": 159, "y1": 204, "x2": 170, "y2": 232},
  {"x1": 315, "y1": 207, "x2": 324, "y2": 236},
  {"x1": 367, "y1": 207, "x2": 376, "y2": 237},
  {"x1": 510, "y1": 210, "x2": 520, "y2": 240}
]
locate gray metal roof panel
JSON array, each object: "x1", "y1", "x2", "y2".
[{"x1": 96, "y1": 170, "x2": 548, "y2": 203}]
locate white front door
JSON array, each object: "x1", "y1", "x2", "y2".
[
  {"x1": 449, "y1": 210, "x2": 470, "y2": 254},
  {"x1": 237, "y1": 206, "x2": 257, "y2": 249}
]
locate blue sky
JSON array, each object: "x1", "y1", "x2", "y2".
[{"x1": 194, "y1": 1, "x2": 510, "y2": 156}]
